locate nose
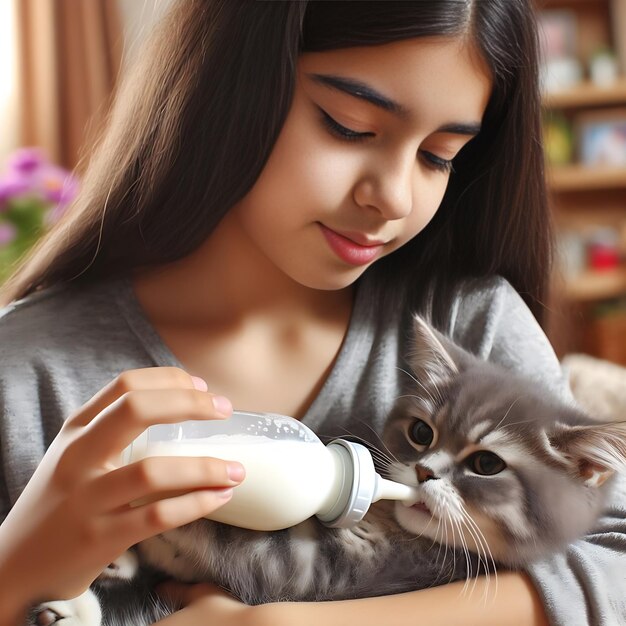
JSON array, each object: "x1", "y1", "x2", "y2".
[
  {"x1": 415, "y1": 463, "x2": 437, "y2": 483},
  {"x1": 353, "y1": 152, "x2": 414, "y2": 220}
]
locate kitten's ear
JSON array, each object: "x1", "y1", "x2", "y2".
[
  {"x1": 409, "y1": 315, "x2": 458, "y2": 388},
  {"x1": 549, "y1": 421, "x2": 626, "y2": 487}
]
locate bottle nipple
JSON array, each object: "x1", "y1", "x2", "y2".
[{"x1": 373, "y1": 476, "x2": 419, "y2": 504}]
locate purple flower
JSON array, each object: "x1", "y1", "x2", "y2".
[
  {"x1": 41, "y1": 168, "x2": 79, "y2": 224},
  {"x1": 40, "y1": 165, "x2": 79, "y2": 205},
  {"x1": 0, "y1": 147, "x2": 80, "y2": 217},
  {"x1": 7, "y1": 147, "x2": 47, "y2": 175},
  {"x1": 0, "y1": 222, "x2": 17, "y2": 246},
  {"x1": 0, "y1": 176, "x2": 30, "y2": 211}
]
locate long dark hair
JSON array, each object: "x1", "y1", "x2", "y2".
[{"x1": 0, "y1": 0, "x2": 552, "y2": 325}]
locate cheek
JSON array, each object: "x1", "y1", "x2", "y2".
[
  {"x1": 457, "y1": 474, "x2": 521, "y2": 510},
  {"x1": 458, "y1": 476, "x2": 532, "y2": 548},
  {"x1": 256, "y1": 98, "x2": 355, "y2": 215}
]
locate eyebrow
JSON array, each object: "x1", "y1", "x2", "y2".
[{"x1": 307, "y1": 72, "x2": 482, "y2": 136}]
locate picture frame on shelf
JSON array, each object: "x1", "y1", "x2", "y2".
[
  {"x1": 576, "y1": 108, "x2": 626, "y2": 167},
  {"x1": 538, "y1": 9, "x2": 582, "y2": 93}
]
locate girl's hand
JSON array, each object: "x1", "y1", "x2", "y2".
[
  {"x1": 0, "y1": 367, "x2": 244, "y2": 610},
  {"x1": 154, "y1": 582, "x2": 257, "y2": 626}
]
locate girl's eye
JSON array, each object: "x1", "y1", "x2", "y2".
[
  {"x1": 420, "y1": 152, "x2": 454, "y2": 174},
  {"x1": 408, "y1": 419, "x2": 434, "y2": 447},
  {"x1": 319, "y1": 108, "x2": 454, "y2": 174},
  {"x1": 467, "y1": 451, "x2": 506, "y2": 476},
  {"x1": 318, "y1": 108, "x2": 372, "y2": 142}
]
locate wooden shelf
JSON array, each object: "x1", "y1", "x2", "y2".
[
  {"x1": 565, "y1": 267, "x2": 626, "y2": 301},
  {"x1": 548, "y1": 164, "x2": 626, "y2": 191},
  {"x1": 542, "y1": 78, "x2": 626, "y2": 109}
]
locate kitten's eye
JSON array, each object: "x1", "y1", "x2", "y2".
[
  {"x1": 467, "y1": 451, "x2": 506, "y2": 476},
  {"x1": 409, "y1": 419, "x2": 434, "y2": 447}
]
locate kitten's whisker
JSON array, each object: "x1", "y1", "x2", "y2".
[
  {"x1": 445, "y1": 512, "x2": 464, "y2": 588},
  {"x1": 441, "y1": 511, "x2": 451, "y2": 575},
  {"x1": 451, "y1": 517, "x2": 473, "y2": 595},
  {"x1": 367, "y1": 450, "x2": 393, "y2": 467},
  {"x1": 457, "y1": 515, "x2": 485, "y2": 598},
  {"x1": 395, "y1": 393, "x2": 422, "y2": 400},
  {"x1": 496, "y1": 417, "x2": 540, "y2": 430},
  {"x1": 397, "y1": 366, "x2": 420, "y2": 386},
  {"x1": 445, "y1": 514, "x2": 458, "y2": 587},
  {"x1": 451, "y1": 508, "x2": 488, "y2": 595},
  {"x1": 448, "y1": 516, "x2": 457, "y2": 585},
  {"x1": 492, "y1": 397, "x2": 522, "y2": 432},
  {"x1": 431, "y1": 508, "x2": 446, "y2": 555},
  {"x1": 397, "y1": 367, "x2": 439, "y2": 408},
  {"x1": 459, "y1": 508, "x2": 498, "y2": 601},
  {"x1": 461, "y1": 510, "x2": 496, "y2": 581},
  {"x1": 349, "y1": 422, "x2": 402, "y2": 466},
  {"x1": 433, "y1": 495, "x2": 450, "y2": 568}
]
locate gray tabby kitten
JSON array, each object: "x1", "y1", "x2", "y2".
[{"x1": 32, "y1": 316, "x2": 626, "y2": 626}]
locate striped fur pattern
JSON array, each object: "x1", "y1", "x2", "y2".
[{"x1": 30, "y1": 316, "x2": 626, "y2": 626}]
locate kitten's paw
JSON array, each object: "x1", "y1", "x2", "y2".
[
  {"x1": 31, "y1": 602, "x2": 73, "y2": 625},
  {"x1": 30, "y1": 591, "x2": 102, "y2": 626},
  {"x1": 33, "y1": 605, "x2": 65, "y2": 626}
]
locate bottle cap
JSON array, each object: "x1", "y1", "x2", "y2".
[{"x1": 318, "y1": 439, "x2": 378, "y2": 528}]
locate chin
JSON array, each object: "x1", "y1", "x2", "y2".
[
  {"x1": 288, "y1": 266, "x2": 368, "y2": 291},
  {"x1": 393, "y1": 501, "x2": 440, "y2": 539}
]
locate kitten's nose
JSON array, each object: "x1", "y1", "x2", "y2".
[{"x1": 415, "y1": 463, "x2": 437, "y2": 483}]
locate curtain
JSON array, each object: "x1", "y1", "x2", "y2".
[
  {"x1": 0, "y1": 1, "x2": 20, "y2": 160},
  {"x1": 15, "y1": 0, "x2": 123, "y2": 169}
]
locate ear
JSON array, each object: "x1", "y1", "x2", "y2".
[
  {"x1": 549, "y1": 421, "x2": 626, "y2": 487},
  {"x1": 409, "y1": 315, "x2": 459, "y2": 389}
]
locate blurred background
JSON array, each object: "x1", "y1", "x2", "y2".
[
  {"x1": 537, "y1": 0, "x2": 626, "y2": 368},
  {"x1": 0, "y1": 0, "x2": 625, "y2": 373},
  {"x1": 0, "y1": 0, "x2": 174, "y2": 283}
]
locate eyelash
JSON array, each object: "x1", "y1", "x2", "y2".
[{"x1": 318, "y1": 108, "x2": 454, "y2": 174}]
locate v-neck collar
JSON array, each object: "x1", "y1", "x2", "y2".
[{"x1": 111, "y1": 273, "x2": 375, "y2": 429}]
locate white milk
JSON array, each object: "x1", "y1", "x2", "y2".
[
  {"x1": 123, "y1": 413, "x2": 419, "y2": 530},
  {"x1": 136, "y1": 435, "x2": 344, "y2": 531}
]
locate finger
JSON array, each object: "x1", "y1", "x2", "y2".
[
  {"x1": 83, "y1": 456, "x2": 245, "y2": 512},
  {"x1": 107, "y1": 487, "x2": 236, "y2": 545},
  {"x1": 65, "y1": 367, "x2": 208, "y2": 428},
  {"x1": 78, "y1": 387, "x2": 232, "y2": 463}
]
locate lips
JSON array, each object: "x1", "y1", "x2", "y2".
[{"x1": 319, "y1": 224, "x2": 386, "y2": 266}]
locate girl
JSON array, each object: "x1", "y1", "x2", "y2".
[{"x1": 0, "y1": 1, "x2": 624, "y2": 625}]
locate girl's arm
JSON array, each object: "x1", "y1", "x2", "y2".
[
  {"x1": 0, "y1": 367, "x2": 242, "y2": 625},
  {"x1": 259, "y1": 573, "x2": 550, "y2": 626},
  {"x1": 154, "y1": 573, "x2": 549, "y2": 626}
]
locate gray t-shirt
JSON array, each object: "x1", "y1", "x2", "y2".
[{"x1": 0, "y1": 273, "x2": 624, "y2": 625}]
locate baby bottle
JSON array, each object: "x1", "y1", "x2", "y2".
[{"x1": 122, "y1": 411, "x2": 418, "y2": 531}]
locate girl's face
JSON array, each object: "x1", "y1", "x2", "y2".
[{"x1": 228, "y1": 36, "x2": 492, "y2": 291}]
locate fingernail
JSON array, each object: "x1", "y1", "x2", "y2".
[
  {"x1": 227, "y1": 462, "x2": 245, "y2": 483},
  {"x1": 191, "y1": 376, "x2": 208, "y2": 391},
  {"x1": 212, "y1": 395, "x2": 232, "y2": 416},
  {"x1": 218, "y1": 487, "x2": 234, "y2": 500}
]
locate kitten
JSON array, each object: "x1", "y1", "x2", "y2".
[{"x1": 30, "y1": 316, "x2": 626, "y2": 626}]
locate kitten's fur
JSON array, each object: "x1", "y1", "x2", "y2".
[{"x1": 31, "y1": 317, "x2": 626, "y2": 626}]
